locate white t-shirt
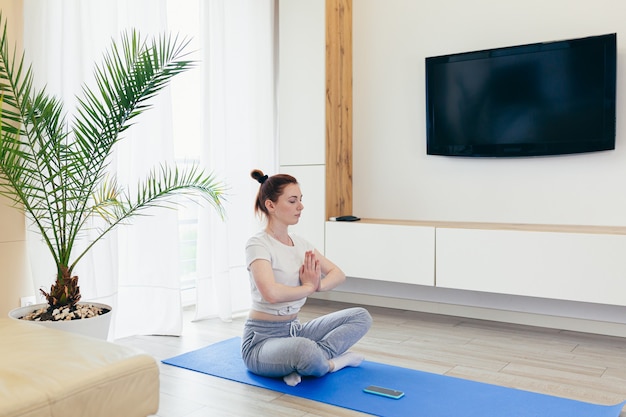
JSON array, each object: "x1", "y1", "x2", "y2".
[{"x1": 245, "y1": 230, "x2": 316, "y2": 316}]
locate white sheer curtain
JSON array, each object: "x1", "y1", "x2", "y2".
[
  {"x1": 193, "y1": 0, "x2": 277, "y2": 322},
  {"x1": 22, "y1": 0, "x2": 276, "y2": 337}
]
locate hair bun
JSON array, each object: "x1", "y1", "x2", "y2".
[{"x1": 251, "y1": 169, "x2": 268, "y2": 184}]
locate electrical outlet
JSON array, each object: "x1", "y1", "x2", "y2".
[{"x1": 20, "y1": 296, "x2": 36, "y2": 307}]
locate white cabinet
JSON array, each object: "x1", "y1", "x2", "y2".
[
  {"x1": 323, "y1": 220, "x2": 626, "y2": 307},
  {"x1": 278, "y1": 0, "x2": 325, "y2": 166},
  {"x1": 278, "y1": 1, "x2": 326, "y2": 252},
  {"x1": 325, "y1": 221, "x2": 435, "y2": 285},
  {"x1": 436, "y1": 228, "x2": 626, "y2": 306}
]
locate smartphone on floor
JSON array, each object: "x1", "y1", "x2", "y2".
[{"x1": 363, "y1": 385, "x2": 405, "y2": 399}]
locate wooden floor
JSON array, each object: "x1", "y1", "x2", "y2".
[{"x1": 115, "y1": 298, "x2": 626, "y2": 417}]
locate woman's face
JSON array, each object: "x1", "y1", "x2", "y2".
[{"x1": 266, "y1": 183, "x2": 304, "y2": 226}]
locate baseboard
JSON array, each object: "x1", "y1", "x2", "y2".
[{"x1": 310, "y1": 291, "x2": 626, "y2": 338}]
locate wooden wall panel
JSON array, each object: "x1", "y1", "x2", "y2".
[{"x1": 325, "y1": 0, "x2": 352, "y2": 218}]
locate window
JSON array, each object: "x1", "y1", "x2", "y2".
[{"x1": 167, "y1": 0, "x2": 202, "y2": 292}]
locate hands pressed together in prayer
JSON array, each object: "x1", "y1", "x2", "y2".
[{"x1": 299, "y1": 250, "x2": 321, "y2": 292}]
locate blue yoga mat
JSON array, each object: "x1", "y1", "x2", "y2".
[{"x1": 162, "y1": 337, "x2": 625, "y2": 417}]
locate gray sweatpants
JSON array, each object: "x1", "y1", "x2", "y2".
[{"x1": 241, "y1": 307, "x2": 372, "y2": 378}]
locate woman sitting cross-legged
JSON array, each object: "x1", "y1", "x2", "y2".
[{"x1": 241, "y1": 169, "x2": 372, "y2": 386}]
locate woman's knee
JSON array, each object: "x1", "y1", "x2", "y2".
[{"x1": 351, "y1": 307, "x2": 373, "y2": 329}]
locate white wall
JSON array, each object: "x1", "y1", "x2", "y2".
[
  {"x1": 278, "y1": 0, "x2": 626, "y2": 336},
  {"x1": 353, "y1": 0, "x2": 626, "y2": 227}
]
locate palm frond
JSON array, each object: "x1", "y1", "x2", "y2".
[
  {"x1": 0, "y1": 14, "x2": 227, "y2": 310},
  {"x1": 69, "y1": 163, "x2": 227, "y2": 271}
]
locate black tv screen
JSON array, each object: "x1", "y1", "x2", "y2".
[{"x1": 425, "y1": 33, "x2": 617, "y2": 157}]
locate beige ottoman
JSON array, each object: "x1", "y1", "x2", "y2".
[{"x1": 0, "y1": 318, "x2": 159, "y2": 417}]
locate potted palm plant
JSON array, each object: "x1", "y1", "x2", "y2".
[{"x1": 0, "y1": 16, "x2": 226, "y2": 336}]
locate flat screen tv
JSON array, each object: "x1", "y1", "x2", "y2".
[{"x1": 425, "y1": 33, "x2": 617, "y2": 157}]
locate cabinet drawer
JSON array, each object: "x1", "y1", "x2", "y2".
[
  {"x1": 436, "y1": 228, "x2": 626, "y2": 306},
  {"x1": 325, "y1": 221, "x2": 435, "y2": 285}
]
